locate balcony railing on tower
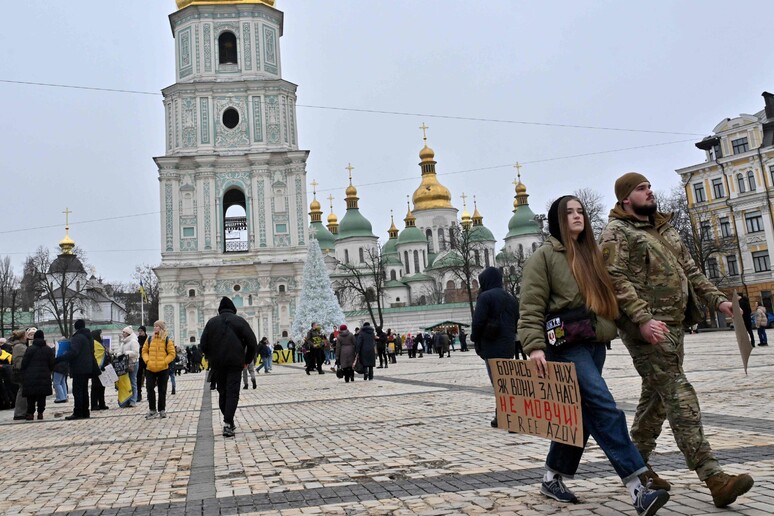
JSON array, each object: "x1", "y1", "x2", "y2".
[{"x1": 224, "y1": 216, "x2": 248, "y2": 252}]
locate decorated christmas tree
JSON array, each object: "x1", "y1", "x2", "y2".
[{"x1": 291, "y1": 237, "x2": 346, "y2": 340}]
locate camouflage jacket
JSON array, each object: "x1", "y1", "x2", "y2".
[{"x1": 599, "y1": 205, "x2": 727, "y2": 328}]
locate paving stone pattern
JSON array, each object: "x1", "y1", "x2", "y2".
[{"x1": 0, "y1": 332, "x2": 772, "y2": 515}]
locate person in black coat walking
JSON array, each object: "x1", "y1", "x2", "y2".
[
  {"x1": 355, "y1": 323, "x2": 377, "y2": 381},
  {"x1": 375, "y1": 326, "x2": 388, "y2": 369},
  {"x1": 199, "y1": 296, "x2": 258, "y2": 437},
  {"x1": 136, "y1": 326, "x2": 147, "y2": 401},
  {"x1": 471, "y1": 266, "x2": 519, "y2": 427},
  {"x1": 58, "y1": 320, "x2": 98, "y2": 420},
  {"x1": 21, "y1": 330, "x2": 55, "y2": 420}
]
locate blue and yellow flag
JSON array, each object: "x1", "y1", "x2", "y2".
[{"x1": 139, "y1": 280, "x2": 148, "y2": 303}]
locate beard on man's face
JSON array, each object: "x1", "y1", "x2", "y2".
[{"x1": 632, "y1": 202, "x2": 657, "y2": 217}]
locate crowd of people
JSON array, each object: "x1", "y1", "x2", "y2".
[{"x1": 0, "y1": 172, "x2": 759, "y2": 515}]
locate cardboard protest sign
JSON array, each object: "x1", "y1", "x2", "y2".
[
  {"x1": 731, "y1": 290, "x2": 753, "y2": 374},
  {"x1": 99, "y1": 364, "x2": 119, "y2": 387},
  {"x1": 488, "y1": 358, "x2": 583, "y2": 447}
]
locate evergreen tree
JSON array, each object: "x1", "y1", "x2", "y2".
[{"x1": 291, "y1": 238, "x2": 345, "y2": 340}]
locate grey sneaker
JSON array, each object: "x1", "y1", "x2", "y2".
[
  {"x1": 223, "y1": 425, "x2": 235, "y2": 438},
  {"x1": 634, "y1": 480, "x2": 670, "y2": 516},
  {"x1": 540, "y1": 475, "x2": 579, "y2": 504},
  {"x1": 159, "y1": 411, "x2": 167, "y2": 418},
  {"x1": 145, "y1": 411, "x2": 158, "y2": 419}
]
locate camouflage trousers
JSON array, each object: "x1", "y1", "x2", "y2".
[{"x1": 621, "y1": 324, "x2": 722, "y2": 481}]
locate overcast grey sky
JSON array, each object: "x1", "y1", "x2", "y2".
[{"x1": 1, "y1": 0, "x2": 772, "y2": 282}]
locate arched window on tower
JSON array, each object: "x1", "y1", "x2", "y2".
[
  {"x1": 413, "y1": 250, "x2": 420, "y2": 273},
  {"x1": 218, "y1": 31, "x2": 238, "y2": 65},
  {"x1": 223, "y1": 188, "x2": 248, "y2": 253},
  {"x1": 474, "y1": 250, "x2": 481, "y2": 266},
  {"x1": 425, "y1": 229, "x2": 434, "y2": 253},
  {"x1": 748, "y1": 170, "x2": 756, "y2": 191},
  {"x1": 359, "y1": 247, "x2": 365, "y2": 263},
  {"x1": 484, "y1": 249, "x2": 490, "y2": 267},
  {"x1": 404, "y1": 251, "x2": 410, "y2": 274},
  {"x1": 438, "y1": 228, "x2": 446, "y2": 250},
  {"x1": 344, "y1": 249, "x2": 350, "y2": 264},
  {"x1": 390, "y1": 270, "x2": 397, "y2": 281}
]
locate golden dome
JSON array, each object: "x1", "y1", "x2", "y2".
[
  {"x1": 516, "y1": 182, "x2": 527, "y2": 195},
  {"x1": 177, "y1": 0, "x2": 275, "y2": 9},
  {"x1": 419, "y1": 145, "x2": 435, "y2": 161},
  {"x1": 345, "y1": 183, "x2": 358, "y2": 197},
  {"x1": 327, "y1": 212, "x2": 338, "y2": 224},
  {"x1": 310, "y1": 197, "x2": 321, "y2": 212},
  {"x1": 59, "y1": 232, "x2": 75, "y2": 255},
  {"x1": 412, "y1": 176, "x2": 453, "y2": 210}
]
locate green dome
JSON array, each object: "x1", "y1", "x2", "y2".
[
  {"x1": 506, "y1": 205, "x2": 541, "y2": 239},
  {"x1": 382, "y1": 237, "x2": 399, "y2": 257},
  {"x1": 310, "y1": 221, "x2": 335, "y2": 251},
  {"x1": 384, "y1": 254, "x2": 403, "y2": 267},
  {"x1": 397, "y1": 226, "x2": 427, "y2": 246},
  {"x1": 470, "y1": 224, "x2": 495, "y2": 242},
  {"x1": 430, "y1": 251, "x2": 464, "y2": 269},
  {"x1": 338, "y1": 209, "x2": 375, "y2": 239}
]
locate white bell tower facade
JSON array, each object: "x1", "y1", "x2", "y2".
[{"x1": 154, "y1": 0, "x2": 307, "y2": 344}]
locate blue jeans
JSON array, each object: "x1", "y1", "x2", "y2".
[
  {"x1": 53, "y1": 371, "x2": 68, "y2": 401},
  {"x1": 544, "y1": 342, "x2": 647, "y2": 483},
  {"x1": 758, "y1": 327, "x2": 768, "y2": 344},
  {"x1": 168, "y1": 365, "x2": 176, "y2": 390},
  {"x1": 129, "y1": 365, "x2": 139, "y2": 403}
]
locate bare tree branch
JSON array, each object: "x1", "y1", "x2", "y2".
[{"x1": 335, "y1": 246, "x2": 386, "y2": 328}]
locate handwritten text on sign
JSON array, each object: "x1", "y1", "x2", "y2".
[{"x1": 489, "y1": 359, "x2": 583, "y2": 447}]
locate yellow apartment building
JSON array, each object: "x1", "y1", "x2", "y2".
[{"x1": 676, "y1": 92, "x2": 774, "y2": 311}]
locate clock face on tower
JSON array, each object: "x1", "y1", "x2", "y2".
[{"x1": 176, "y1": 0, "x2": 275, "y2": 9}]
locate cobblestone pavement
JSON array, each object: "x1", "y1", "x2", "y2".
[{"x1": 1, "y1": 332, "x2": 772, "y2": 515}]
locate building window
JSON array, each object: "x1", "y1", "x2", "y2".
[
  {"x1": 726, "y1": 255, "x2": 739, "y2": 276},
  {"x1": 188, "y1": 289, "x2": 196, "y2": 297},
  {"x1": 404, "y1": 251, "x2": 410, "y2": 274},
  {"x1": 218, "y1": 31, "x2": 238, "y2": 65},
  {"x1": 344, "y1": 249, "x2": 349, "y2": 264},
  {"x1": 769, "y1": 165, "x2": 774, "y2": 186},
  {"x1": 275, "y1": 223, "x2": 287, "y2": 234},
  {"x1": 359, "y1": 247, "x2": 365, "y2": 263},
  {"x1": 474, "y1": 250, "x2": 481, "y2": 265},
  {"x1": 711, "y1": 178, "x2": 725, "y2": 199},
  {"x1": 719, "y1": 217, "x2": 732, "y2": 238},
  {"x1": 745, "y1": 211, "x2": 764, "y2": 233},
  {"x1": 706, "y1": 258, "x2": 719, "y2": 279},
  {"x1": 737, "y1": 173, "x2": 746, "y2": 193},
  {"x1": 711, "y1": 142, "x2": 723, "y2": 160},
  {"x1": 182, "y1": 226, "x2": 195, "y2": 238},
  {"x1": 233, "y1": 284, "x2": 241, "y2": 292},
  {"x1": 753, "y1": 251, "x2": 771, "y2": 272},
  {"x1": 413, "y1": 250, "x2": 420, "y2": 273},
  {"x1": 425, "y1": 229, "x2": 434, "y2": 253},
  {"x1": 278, "y1": 285, "x2": 286, "y2": 293},
  {"x1": 693, "y1": 183, "x2": 706, "y2": 203},
  {"x1": 700, "y1": 221, "x2": 711, "y2": 241},
  {"x1": 484, "y1": 249, "x2": 490, "y2": 267},
  {"x1": 732, "y1": 137, "x2": 749, "y2": 154},
  {"x1": 438, "y1": 228, "x2": 446, "y2": 250},
  {"x1": 747, "y1": 170, "x2": 756, "y2": 191},
  {"x1": 223, "y1": 189, "x2": 248, "y2": 253},
  {"x1": 390, "y1": 270, "x2": 396, "y2": 281}
]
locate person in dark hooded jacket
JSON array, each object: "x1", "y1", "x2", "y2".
[
  {"x1": 58, "y1": 319, "x2": 98, "y2": 420},
  {"x1": 21, "y1": 330, "x2": 55, "y2": 420},
  {"x1": 199, "y1": 296, "x2": 258, "y2": 437},
  {"x1": 471, "y1": 266, "x2": 519, "y2": 427},
  {"x1": 355, "y1": 322, "x2": 376, "y2": 381}
]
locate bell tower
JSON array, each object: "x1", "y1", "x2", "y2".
[{"x1": 154, "y1": 0, "x2": 307, "y2": 343}]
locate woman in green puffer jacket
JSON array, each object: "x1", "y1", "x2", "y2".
[{"x1": 518, "y1": 195, "x2": 669, "y2": 516}]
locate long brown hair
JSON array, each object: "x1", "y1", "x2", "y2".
[{"x1": 556, "y1": 196, "x2": 619, "y2": 320}]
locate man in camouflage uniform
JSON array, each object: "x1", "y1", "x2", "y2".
[{"x1": 599, "y1": 173, "x2": 754, "y2": 508}]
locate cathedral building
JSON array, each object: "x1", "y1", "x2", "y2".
[
  {"x1": 311, "y1": 131, "x2": 542, "y2": 311},
  {"x1": 155, "y1": 0, "x2": 305, "y2": 343}
]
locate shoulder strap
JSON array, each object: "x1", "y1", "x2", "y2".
[{"x1": 644, "y1": 226, "x2": 681, "y2": 263}]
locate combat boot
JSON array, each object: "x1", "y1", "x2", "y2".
[
  {"x1": 639, "y1": 464, "x2": 670, "y2": 491},
  {"x1": 705, "y1": 472, "x2": 754, "y2": 507}
]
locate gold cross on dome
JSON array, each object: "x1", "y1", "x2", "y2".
[
  {"x1": 327, "y1": 194, "x2": 334, "y2": 210},
  {"x1": 345, "y1": 163, "x2": 354, "y2": 183},
  {"x1": 310, "y1": 179, "x2": 318, "y2": 196},
  {"x1": 63, "y1": 207, "x2": 72, "y2": 228},
  {"x1": 406, "y1": 194, "x2": 411, "y2": 209},
  {"x1": 460, "y1": 192, "x2": 468, "y2": 208},
  {"x1": 419, "y1": 122, "x2": 429, "y2": 141},
  {"x1": 513, "y1": 162, "x2": 523, "y2": 183},
  {"x1": 473, "y1": 195, "x2": 478, "y2": 209}
]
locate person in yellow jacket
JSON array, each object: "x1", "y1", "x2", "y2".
[{"x1": 141, "y1": 320, "x2": 175, "y2": 419}]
